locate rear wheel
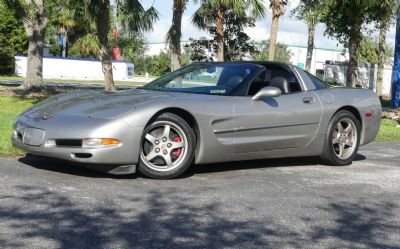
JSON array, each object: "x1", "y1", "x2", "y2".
[
  {"x1": 138, "y1": 113, "x2": 195, "y2": 179},
  {"x1": 320, "y1": 110, "x2": 361, "y2": 166}
]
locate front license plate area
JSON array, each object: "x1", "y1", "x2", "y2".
[{"x1": 23, "y1": 128, "x2": 45, "y2": 146}]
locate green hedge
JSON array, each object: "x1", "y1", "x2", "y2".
[{"x1": 0, "y1": 50, "x2": 15, "y2": 75}]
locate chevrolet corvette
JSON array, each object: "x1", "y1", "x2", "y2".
[{"x1": 12, "y1": 62, "x2": 382, "y2": 179}]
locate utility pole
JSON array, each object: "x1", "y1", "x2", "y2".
[{"x1": 392, "y1": 5, "x2": 400, "y2": 109}]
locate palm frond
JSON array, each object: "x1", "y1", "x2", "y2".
[
  {"x1": 192, "y1": 2, "x2": 214, "y2": 29},
  {"x1": 247, "y1": 0, "x2": 267, "y2": 19},
  {"x1": 121, "y1": 0, "x2": 159, "y2": 33}
]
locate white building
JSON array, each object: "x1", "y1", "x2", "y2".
[{"x1": 15, "y1": 55, "x2": 134, "y2": 81}]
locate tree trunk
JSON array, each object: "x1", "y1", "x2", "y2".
[
  {"x1": 215, "y1": 8, "x2": 224, "y2": 62},
  {"x1": 62, "y1": 28, "x2": 68, "y2": 58},
  {"x1": 169, "y1": 0, "x2": 185, "y2": 71},
  {"x1": 268, "y1": 15, "x2": 279, "y2": 61},
  {"x1": 305, "y1": 23, "x2": 315, "y2": 72},
  {"x1": 346, "y1": 28, "x2": 362, "y2": 88},
  {"x1": 97, "y1": 0, "x2": 115, "y2": 91},
  {"x1": 24, "y1": 25, "x2": 45, "y2": 89},
  {"x1": 20, "y1": 1, "x2": 48, "y2": 90},
  {"x1": 377, "y1": 21, "x2": 387, "y2": 99}
]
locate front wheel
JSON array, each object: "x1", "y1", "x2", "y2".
[
  {"x1": 320, "y1": 110, "x2": 361, "y2": 166},
  {"x1": 138, "y1": 113, "x2": 196, "y2": 179}
]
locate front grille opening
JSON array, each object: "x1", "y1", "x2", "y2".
[
  {"x1": 17, "y1": 132, "x2": 23, "y2": 141},
  {"x1": 72, "y1": 153, "x2": 92, "y2": 159},
  {"x1": 55, "y1": 139, "x2": 82, "y2": 147}
]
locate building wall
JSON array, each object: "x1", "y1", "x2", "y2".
[
  {"x1": 287, "y1": 45, "x2": 348, "y2": 74},
  {"x1": 15, "y1": 55, "x2": 134, "y2": 81}
]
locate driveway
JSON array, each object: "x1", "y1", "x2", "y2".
[{"x1": 0, "y1": 142, "x2": 399, "y2": 249}]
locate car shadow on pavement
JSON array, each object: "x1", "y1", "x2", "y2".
[
  {"x1": 184, "y1": 154, "x2": 367, "y2": 178},
  {"x1": 18, "y1": 155, "x2": 137, "y2": 179},
  {"x1": 354, "y1": 154, "x2": 367, "y2": 161},
  {"x1": 189, "y1": 156, "x2": 319, "y2": 175},
  {"x1": 17, "y1": 153, "x2": 368, "y2": 179},
  {"x1": 0, "y1": 186, "x2": 398, "y2": 248}
]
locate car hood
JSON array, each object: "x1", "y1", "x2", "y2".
[{"x1": 26, "y1": 89, "x2": 174, "y2": 119}]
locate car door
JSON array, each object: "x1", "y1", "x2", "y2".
[{"x1": 232, "y1": 79, "x2": 321, "y2": 154}]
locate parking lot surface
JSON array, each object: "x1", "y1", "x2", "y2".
[{"x1": 0, "y1": 142, "x2": 399, "y2": 248}]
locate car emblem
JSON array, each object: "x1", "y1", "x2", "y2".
[{"x1": 42, "y1": 114, "x2": 54, "y2": 120}]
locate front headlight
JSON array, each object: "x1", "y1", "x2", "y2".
[{"x1": 82, "y1": 138, "x2": 121, "y2": 148}]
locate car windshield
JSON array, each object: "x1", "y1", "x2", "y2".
[{"x1": 143, "y1": 63, "x2": 262, "y2": 96}]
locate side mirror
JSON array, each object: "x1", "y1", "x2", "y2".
[{"x1": 252, "y1": 86, "x2": 282, "y2": 101}]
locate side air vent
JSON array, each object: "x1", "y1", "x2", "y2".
[{"x1": 72, "y1": 153, "x2": 92, "y2": 159}]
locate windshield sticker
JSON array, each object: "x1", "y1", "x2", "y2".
[{"x1": 210, "y1": 89, "x2": 226, "y2": 94}]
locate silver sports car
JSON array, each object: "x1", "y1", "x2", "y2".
[{"x1": 12, "y1": 62, "x2": 382, "y2": 179}]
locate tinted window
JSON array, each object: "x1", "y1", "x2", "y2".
[{"x1": 144, "y1": 63, "x2": 262, "y2": 96}]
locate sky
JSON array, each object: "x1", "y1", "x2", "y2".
[{"x1": 141, "y1": 0, "x2": 397, "y2": 50}]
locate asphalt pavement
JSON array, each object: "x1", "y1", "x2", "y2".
[{"x1": 0, "y1": 142, "x2": 399, "y2": 249}]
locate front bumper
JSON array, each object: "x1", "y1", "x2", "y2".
[
  {"x1": 12, "y1": 137, "x2": 138, "y2": 175},
  {"x1": 12, "y1": 114, "x2": 145, "y2": 174},
  {"x1": 13, "y1": 136, "x2": 128, "y2": 164}
]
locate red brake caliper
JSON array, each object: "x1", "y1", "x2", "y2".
[{"x1": 171, "y1": 136, "x2": 182, "y2": 158}]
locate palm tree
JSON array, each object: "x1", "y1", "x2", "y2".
[
  {"x1": 193, "y1": 0, "x2": 266, "y2": 62},
  {"x1": 83, "y1": 0, "x2": 158, "y2": 91},
  {"x1": 167, "y1": 0, "x2": 187, "y2": 71},
  {"x1": 268, "y1": 0, "x2": 287, "y2": 61},
  {"x1": 1, "y1": 0, "x2": 52, "y2": 90},
  {"x1": 292, "y1": 0, "x2": 321, "y2": 72},
  {"x1": 58, "y1": 7, "x2": 75, "y2": 57}
]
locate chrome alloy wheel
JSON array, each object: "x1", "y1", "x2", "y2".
[
  {"x1": 331, "y1": 118, "x2": 358, "y2": 160},
  {"x1": 140, "y1": 121, "x2": 188, "y2": 172}
]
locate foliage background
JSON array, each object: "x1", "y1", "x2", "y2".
[{"x1": 0, "y1": 3, "x2": 27, "y2": 75}]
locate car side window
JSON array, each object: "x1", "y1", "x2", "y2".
[
  {"x1": 306, "y1": 72, "x2": 329, "y2": 89},
  {"x1": 247, "y1": 66, "x2": 303, "y2": 96},
  {"x1": 247, "y1": 70, "x2": 270, "y2": 96},
  {"x1": 271, "y1": 69, "x2": 302, "y2": 93}
]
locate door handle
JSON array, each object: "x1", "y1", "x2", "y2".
[{"x1": 302, "y1": 97, "x2": 315, "y2": 104}]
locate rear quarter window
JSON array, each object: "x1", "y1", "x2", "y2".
[{"x1": 306, "y1": 72, "x2": 329, "y2": 89}]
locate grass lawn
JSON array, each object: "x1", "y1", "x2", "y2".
[
  {"x1": 375, "y1": 119, "x2": 400, "y2": 142},
  {"x1": 0, "y1": 95, "x2": 42, "y2": 157},
  {"x1": 0, "y1": 75, "x2": 144, "y2": 86},
  {"x1": 0, "y1": 94, "x2": 399, "y2": 157}
]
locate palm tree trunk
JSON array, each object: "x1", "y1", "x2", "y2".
[
  {"x1": 347, "y1": 38, "x2": 359, "y2": 88},
  {"x1": 169, "y1": 0, "x2": 185, "y2": 71},
  {"x1": 97, "y1": 0, "x2": 115, "y2": 91},
  {"x1": 346, "y1": 27, "x2": 362, "y2": 88},
  {"x1": 61, "y1": 28, "x2": 68, "y2": 57},
  {"x1": 23, "y1": 16, "x2": 48, "y2": 90},
  {"x1": 216, "y1": 7, "x2": 224, "y2": 62},
  {"x1": 305, "y1": 23, "x2": 315, "y2": 72},
  {"x1": 268, "y1": 15, "x2": 279, "y2": 61},
  {"x1": 377, "y1": 21, "x2": 387, "y2": 99}
]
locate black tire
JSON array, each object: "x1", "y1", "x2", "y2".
[
  {"x1": 138, "y1": 113, "x2": 196, "y2": 179},
  {"x1": 320, "y1": 110, "x2": 361, "y2": 166}
]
